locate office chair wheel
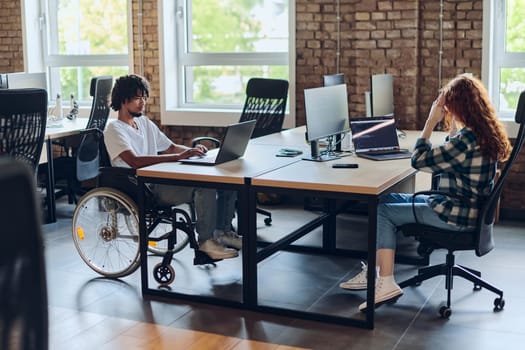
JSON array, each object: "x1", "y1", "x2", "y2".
[
  {"x1": 439, "y1": 305, "x2": 452, "y2": 318},
  {"x1": 73, "y1": 187, "x2": 141, "y2": 278},
  {"x1": 153, "y1": 262, "x2": 175, "y2": 286},
  {"x1": 264, "y1": 217, "x2": 272, "y2": 226},
  {"x1": 494, "y1": 297, "x2": 505, "y2": 311}
]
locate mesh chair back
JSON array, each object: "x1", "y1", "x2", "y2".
[
  {"x1": 0, "y1": 88, "x2": 47, "y2": 174},
  {"x1": 239, "y1": 78, "x2": 289, "y2": 138},
  {"x1": 475, "y1": 90, "x2": 525, "y2": 256},
  {"x1": 0, "y1": 158, "x2": 48, "y2": 350},
  {"x1": 86, "y1": 75, "x2": 113, "y2": 130}
]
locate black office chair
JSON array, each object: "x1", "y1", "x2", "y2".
[
  {"x1": 52, "y1": 75, "x2": 113, "y2": 203},
  {"x1": 192, "y1": 77, "x2": 289, "y2": 226},
  {"x1": 0, "y1": 158, "x2": 48, "y2": 350},
  {"x1": 0, "y1": 88, "x2": 48, "y2": 175},
  {"x1": 397, "y1": 90, "x2": 525, "y2": 318}
]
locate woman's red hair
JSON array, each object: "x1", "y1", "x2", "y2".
[{"x1": 441, "y1": 75, "x2": 511, "y2": 162}]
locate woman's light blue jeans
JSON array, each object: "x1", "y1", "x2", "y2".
[{"x1": 377, "y1": 193, "x2": 466, "y2": 250}]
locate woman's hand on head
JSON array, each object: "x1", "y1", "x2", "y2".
[{"x1": 427, "y1": 94, "x2": 446, "y2": 127}]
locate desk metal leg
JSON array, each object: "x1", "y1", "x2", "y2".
[
  {"x1": 365, "y1": 198, "x2": 378, "y2": 329},
  {"x1": 138, "y1": 179, "x2": 149, "y2": 296},
  {"x1": 243, "y1": 181, "x2": 258, "y2": 306},
  {"x1": 45, "y1": 138, "x2": 56, "y2": 223}
]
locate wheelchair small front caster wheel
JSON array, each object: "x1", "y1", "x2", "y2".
[
  {"x1": 439, "y1": 305, "x2": 452, "y2": 318},
  {"x1": 264, "y1": 217, "x2": 272, "y2": 226},
  {"x1": 153, "y1": 263, "x2": 175, "y2": 285}
]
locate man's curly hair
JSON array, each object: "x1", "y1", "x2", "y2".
[{"x1": 110, "y1": 74, "x2": 150, "y2": 112}]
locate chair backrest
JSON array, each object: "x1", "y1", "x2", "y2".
[
  {"x1": 239, "y1": 77, "x2": 289, "y2": 138},
  {"x1": 75, "y1": 128, "x2": 110, "y2": 181},
  {"x1": 86, "y1": 75, "x2": 113, "y2": 130},
  {"x1": 0, "y1": 158, "x2": 48, "y2": 350},
  {"x1": 0, "y1": 88, "x2": 48, "y2": 174},
  {"x1": 75, "y1": 76, "x2": 112, "y2": 181},
  {"x1": 475, "y1": 90, "x2": 525, "y2": 256}
]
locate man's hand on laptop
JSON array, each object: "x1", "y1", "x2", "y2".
[{"x1": 180, "y1": 146, "x2": 207, "y2": 160}]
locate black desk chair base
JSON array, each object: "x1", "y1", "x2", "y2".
[{"x1": 399, "y1": 250, "x2": 505, "y2": 318}]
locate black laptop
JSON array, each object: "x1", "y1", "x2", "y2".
[
  {"x1": 179, "y1": 119, "x2": 256, "y2": 165},
  {"x1": 350, "y1": 116, "x2": 412, "y2": 161}
]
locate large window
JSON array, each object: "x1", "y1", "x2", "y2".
[
  {"x1": 25, "y1": 0, "x2": 130, "y2": 105},
  {"x1": 160, "y1": 0, "x2": 295, "y2": 126},
  {"x1": 484, "y1": 0, "x2": 525, "y2": 128}
]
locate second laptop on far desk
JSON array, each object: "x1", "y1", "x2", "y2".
[{"x1": 350, "y1": 116, "x2": 412, "y2": 161}]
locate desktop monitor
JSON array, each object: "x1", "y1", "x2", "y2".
[
  {"x1": 323, "y1": 73, "x2": 347, "y2": 152},
  {"x1": 323, "y1": 73, "x2": 345, "y2": 87},
  {"x1": 370, "y1": 73, "x2": 394, "y2": 117},
  {"x1": 0, "y1": 74, "x2": 7, "y2": 89},
  {"x1": 303, "y1": 84, "x2": 349, "y2": 161},
  {"x1": 5, "y1": 72, "x2": 47, "y2": 90}
]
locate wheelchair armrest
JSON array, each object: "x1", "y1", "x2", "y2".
[
  {"x1": 99, "y1": 166, "x2": 136, "y2": 177},
  {"x1": 98, "y1": 166, "x2": 138, "y2": 196},
  {"x1": 191, "y1": 136, "x2": 220, "y2": 148}
]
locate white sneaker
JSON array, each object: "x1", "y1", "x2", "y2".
[
  {"x1": 199, "y1": 239, "x2": 238, "y2": 260},
  {"x1": 358, "y1": 276, "x2": 403, "y2": 312},
  {"x1": 214, "y1": 229, "x2": 242, "y2": 250},
  {"x1": 340, "y1": 261, "x2": 375, "y2": 290}
]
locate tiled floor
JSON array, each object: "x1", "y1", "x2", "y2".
[{"x1": 42, "y1": 195, "x2": 525, "y2": 350}]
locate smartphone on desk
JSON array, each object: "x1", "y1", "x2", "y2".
[{"x1": 332, "y1": 163, "x2": 358, "y2": 168}]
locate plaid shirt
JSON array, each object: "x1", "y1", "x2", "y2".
[{"x1": 411, "y1": 127, "x2": 497, "y2": 228}]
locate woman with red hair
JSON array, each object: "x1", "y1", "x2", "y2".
[{"x1": 340, "y1": 75, "x2": 512, "y2": 311}]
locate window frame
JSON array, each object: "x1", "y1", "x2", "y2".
[
  {"x1": 482, "y1": 0, "x2": 523, "y2": 137},
  {"x1": 22, "y1": 0, "x2": 132, "y2": 108},
  {"x1": 158, "y1": 0, "x2": 296, "y2": 127}
]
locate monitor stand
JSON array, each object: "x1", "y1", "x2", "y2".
[{"x1": 302, "y1": 140, "x2": 341, "y2": 162}]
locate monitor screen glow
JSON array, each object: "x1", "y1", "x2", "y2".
[{"x1": 304, "y1": 84, "x2": 349, "y2": 142}]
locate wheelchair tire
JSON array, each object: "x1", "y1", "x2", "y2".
[{"x1": 72, "y1": 187, "x2": 141, "y2": 278}]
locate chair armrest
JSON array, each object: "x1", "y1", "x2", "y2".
[
  {"x1": 191, "y1": 136, "x2": 220, "y2": 148},
  {"x1": 410, "y1": 190, "x2": 472, "y2": 224}
]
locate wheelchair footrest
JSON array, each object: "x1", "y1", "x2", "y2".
[{"x1": 193, "y1": 250, "x2": 221, "y2": 266}]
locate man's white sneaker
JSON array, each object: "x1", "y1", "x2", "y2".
[
  {"x1": 199, "y1": 239, "x2": 238, "y2": 260},
  {"x1": 340, "y1": 261, "x2": 375, "y2": 290},
  {"x1": 358, "y1": 276, "x2": 403, "y2": 312},
  {"x1": 214, "y1": 229, "x2": 242, "y2": 250}
]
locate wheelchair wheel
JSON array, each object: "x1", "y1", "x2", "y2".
[
  {"x1": 72, "y1": 187, "x2": 141, "y2": 278},
  {"x1": 144, "y1": 205, "x2": 191, "y2": 256}
]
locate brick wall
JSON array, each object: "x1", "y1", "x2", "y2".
[
  {"x1": 0, "y1": 1, "x2": 24, "y2": 73},
  {"x1": 2, "y1": 0, "x2": 524, "y2": 215}
]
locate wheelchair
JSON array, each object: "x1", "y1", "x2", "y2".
[{"x1": 71, "y1": 131, "x2": 220, "y2": 287}]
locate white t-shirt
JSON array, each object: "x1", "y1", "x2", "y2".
[{"x1": 104, "y1": 116, "x2": 173, "y2": 168}]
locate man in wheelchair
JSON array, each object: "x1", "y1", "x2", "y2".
[{"x1": 104, "y1": 74, "x2": 240, "y2": 260}]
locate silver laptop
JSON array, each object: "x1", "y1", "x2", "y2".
[
  {"x1": 179, "y1": 119, "x2": 256, "y2": 165},
  {"x1": 350, "y1": 116, "x2": 412, "y2": 161}
]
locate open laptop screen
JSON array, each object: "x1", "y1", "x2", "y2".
[{"x1": 350, "y1": 117, "x2": 400, "y2": 152}]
